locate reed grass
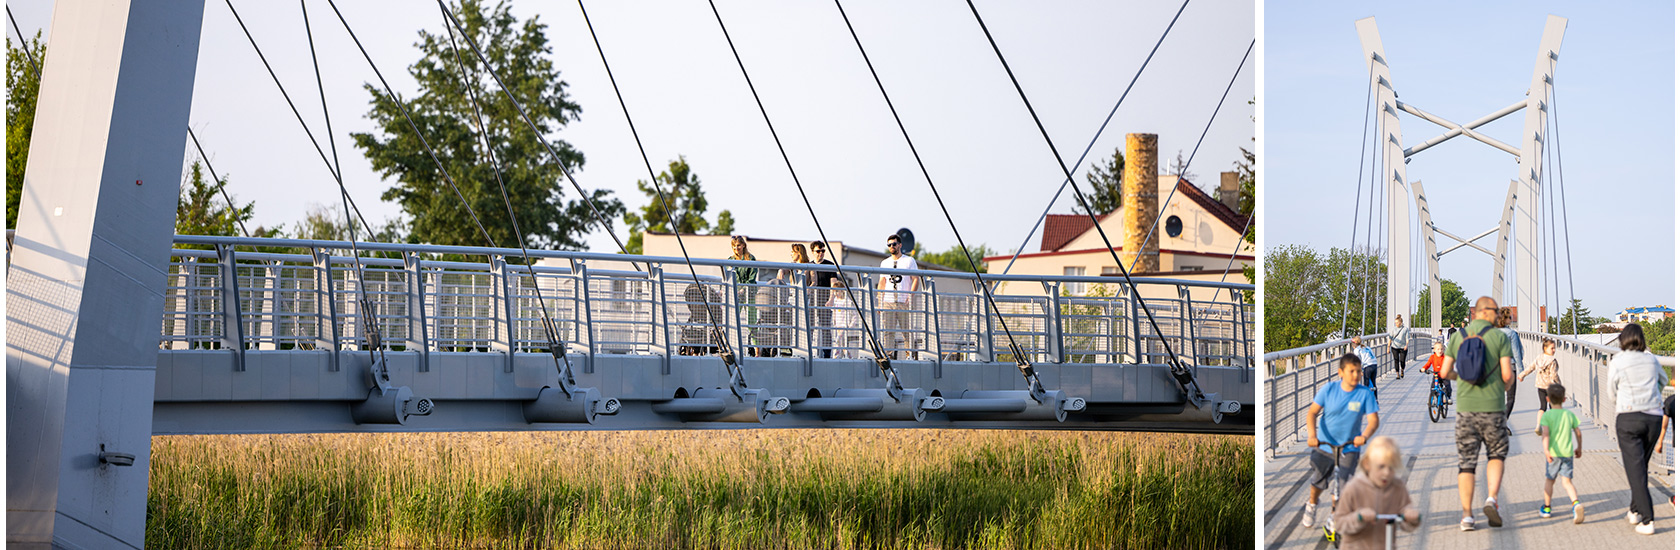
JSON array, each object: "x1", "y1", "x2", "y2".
[{"x1": 148, "y1": 430, "x2": 1253, "y2": 549}]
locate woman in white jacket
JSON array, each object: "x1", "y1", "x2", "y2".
[{"x1": 1608, "y1": 323, "x2": 1669, "y2": 535}]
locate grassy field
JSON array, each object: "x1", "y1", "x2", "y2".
[{"x1": 148, "y1": 430, "x2": 1253, "y2": 549}]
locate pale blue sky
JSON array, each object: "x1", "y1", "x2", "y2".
[
  {"x1": 8, "y1": 0, "x2": 1253, "y2": 260},
  {"x1": 1263, "y1": 0, "x2": 1674, "y2": 320}
]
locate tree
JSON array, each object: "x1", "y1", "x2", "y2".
[
  {"x1": 1167, "y1": 149, "x2": 1197, "y2": 186},
  {"x1": 1263, "y1": 244, "x2": 1387, "y2": 353},
  {"x1": 353, "y1": 0, "x2": 621, "y2": 250},
  {"x1": 1412, "y1": 279, "x2": 1469, "y2": 329},
  {"x1": 176, "y1": 161, "x2": 254, "y2": 239},
  {"x1": 7, "y1": 32, "x2": 43, "y2": 229},
  {"x1": 918, "y1": 243, "x2": 994, "y2": 273},
  {"x1": 1076, "y1": 148, "x2": 1124, "y2": 215},
  {"x1": 1550, "y1": 299, "x2": 1594, "y2": 335},
  {"x1": 1637, "y1": 317, "x2": 1674, "y2": 355},
  {"x1": 622, "y1": 156, "x2": 734, "y2": 254}
]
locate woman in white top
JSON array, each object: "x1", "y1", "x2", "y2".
[
  {"x1": 1607, "y1": 323, "x2": 1668, "y2": 534},
  {"x1": 1388, "y1": 314, "x2": 1409, "y2": 379}
]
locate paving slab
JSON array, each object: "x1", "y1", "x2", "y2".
[{"x1": 1264, "y1": 356, "x2": 1674, "y2": 549}]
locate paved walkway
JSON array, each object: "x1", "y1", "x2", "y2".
[{"x1": 1264, "y1": 355, "x2": 1674, "y2": 549}]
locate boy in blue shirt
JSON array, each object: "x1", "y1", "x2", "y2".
[{"x1": 1301, "y1": 353, "x2": 1383, "y2": 528}]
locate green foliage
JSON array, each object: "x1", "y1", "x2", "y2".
[
  {"x1": 1262, "y1": 244, "x2": 1387, "y2": 352},
  {"x1": 1413, "y1": 279, "x2": 1469, "y2": 328},
  {"x1": 1636, "y1": 316, "x2": 1674, "y2": 355},
  {"x1": 353, "y1": 0, "x2": 621, "y2": 250},
  {"x1": 917, "y1": 242, "x2": 995, "y2": 273},
  {"x1": 1548, "y1": 299, "x2": 1596, "y2": 335},
  {"x1": 176, "y1": 161, "x2": 254, "y2": 239},
  {"x1": 7, "y1": 32, "x2": 43, "y2": 229},
  {"x1": 1077, "y1": 148, "x2": 1124, "y2": 215},
  {"x1": 623, "y1": 156, "x2": 735, "y2": 254},
  {"x1": 1236, "y1": 141, "x2": 1255, "y2": 300}
]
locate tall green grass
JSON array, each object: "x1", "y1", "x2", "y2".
[{"x1": 148, "y1": 430, "x2": 1253, "y2": 549}]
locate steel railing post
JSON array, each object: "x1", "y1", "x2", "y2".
[
  {"x1": 1045, "y1": 281, "x2": 1064, "y2": 364},
  {"x1": 404, "y1": 251, "x2": 429, "y2": 372},
  {"x1": 653, "y1": 266, "x2": 671, "y2": 375},
  {"x1": 491, "y1": 255, "x2": 515, "y2": 373},
  {"x1": 312, "y1": 248, "x2": 340, "y2": 372},
  {"x1": 575, "y1": 259, "x2": 595, "y2": 371},
  {"x1": 927, "y1": 277, "x2": 942, "y2": 376},
  {"x1": 977, "y1": 280, "x2": 995, "y2": 362},
  {"x1": 215, "y1": 244, "x2": 246, "y2": 371}
]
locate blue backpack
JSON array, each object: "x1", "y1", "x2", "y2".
[{"x1": 1456, "y1": 326, "x2": 1495, "y2": 386}]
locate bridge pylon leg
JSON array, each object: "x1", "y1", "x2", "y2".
[{"x1": 5, "y1": 1, "x2": 206, "y2": 547}]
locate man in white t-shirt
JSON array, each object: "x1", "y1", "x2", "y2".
[{"x1": 877, "y1": 234, "x2": 920, "y2": 359}]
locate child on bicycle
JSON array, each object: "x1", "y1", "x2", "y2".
[
  {"x1": 1301, "y1": 353, "x2": 1381, "y2": 529},
  {"x1": 1421, "y1": 340, "x2": 1452, "y2": 404},
  {"x1": 1332, "y1": 436, "x2": 1421, "y2": 550}
]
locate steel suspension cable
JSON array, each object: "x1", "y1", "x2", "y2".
[
  {"x1": 223, "y1": 0, "x2": 378, "y2": 240},
  {"x1": 963, "y1": 0, "x2": 1214, "y2": 398},
  {"x1": 438, "y1": 3, "x2": 585, "y2": 389},
  {"x1": 1360, "y1": 90, "x2": 1383, "y2": 336},
  {"x1": 993, "y1": 0, "x2": 1190, "y2": 277},
  {"x1": 701, "y1": 0, "x2": 896, "y2": 369},
  {"x1": 570, "y1": 0, "x2": 740, "y2": 371},
  {"x1": 1339, "y1": 58, "x2": 1376, "y2": 337},
  {"x1": 1216, "y1": 212, "x2": 1253, "y2": 284},
  {"x1": 289, "y1": 0, "x2": 387, "y2": 369},
  {"x1": 1124, "y1": 39, "x2": 1254, "y2": 275},
  {"x1": 317, "y1": 0, "x2": 501, "y2": 251},
  {"x1": 1547, "y1": 58, "x2": 1577, "y2": 337},
  {"x1": 432, "y1": 2, "x2": 636, "y2": 264},
  {"x1": 832, "y1": 0, "x2": 1043, "y2": 388}
]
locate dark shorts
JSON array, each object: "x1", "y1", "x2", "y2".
[
  {"x1": 1456, "y1": 411, "x2": 1510, "y2": 473},
  {"x1": 1309, "y1": 447, "x2": 1360, "y2": 491}
]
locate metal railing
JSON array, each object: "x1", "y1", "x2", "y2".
[
  {"x1": 1261, "y1": 332, "x2": 1429, "y2": 457},
  {"x1": 157, "y1": 236, "x2": 1254, "y2": 373},
  {"x1": 1263, "y1": 329, "x2": 1675, "y2": 465}
]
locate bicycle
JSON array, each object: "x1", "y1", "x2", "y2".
[{"x1": 1428, "y1": 376, "x2": 1450, "y2": 423}]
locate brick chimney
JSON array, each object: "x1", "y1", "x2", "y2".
[
  {"x1": 1219, "y1": 171, "x2": 1241, "y2": 213},
  {"x1": 1121, "y1": 133, "x2": 1158, "y2": 272}
]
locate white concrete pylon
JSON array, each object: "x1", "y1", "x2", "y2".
[{"x1": 5, "y1": 1, "x2": 206, "y2": 547}]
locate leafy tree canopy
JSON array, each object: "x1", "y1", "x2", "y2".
[
  {"x1": 1077, "y1": 148, "x2": 1124, "y2": 216},
  {"x1": 353, "y1": 0, "x2": 621, "y2": 250},
  {"x1": 7, "y1": 32, "x2": 43, "y2": 229},
  {"x1": 1413, "y1": 279, "x2": 1469, "y2": 329},
  {"x1": 623, "y1": 156, "x2": 734, "y2": 254},
  {"x1": 916, "y1": 243, "x2": 995, "y2": 273}
]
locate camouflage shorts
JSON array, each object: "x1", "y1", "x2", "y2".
[{"x1": 1455, "y1": 411, "x2": 1509, "y2": 473}]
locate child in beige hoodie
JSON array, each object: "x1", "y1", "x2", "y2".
[{"x1": 1332, "y1": 436, "x2": 1421, "y2": 549}]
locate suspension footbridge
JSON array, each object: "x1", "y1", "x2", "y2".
[{"x1": 6, "y1": 1, "x2": 1253, "y2": 547}]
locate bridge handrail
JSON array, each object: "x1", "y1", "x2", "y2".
[
  {"x1": 1261, "y1": 332, "x2": 1427, "y2": 457},
  {"x1": 167, "y1": 234, "x2": 1255, "y2": 290},
  {"x1": 157, "y1": 235, "x2": 1254, "y2": 373}
]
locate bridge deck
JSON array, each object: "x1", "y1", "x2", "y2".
[{"x1": 1263, "y1": 354, "x2": 1674, "y2": 549}]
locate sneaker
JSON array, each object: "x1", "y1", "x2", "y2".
[
  {"x1": 1301, "y1": 503, "x2": 1317, "y2": 528},
  {"x1": 1635, "y1": 521, "x2": 1655, "y2": 535},
  {"x1": 1540, "y1": 505, "x2": 1553, "y2": 518},
  {"x1": 1484, "y1": 498, "x2": 1503, "y2": 527},
  {"x1": 1627, "y1": 511, "x2": 1642, "y2": 525},
  {"x1": 1573, "y1": 503, "x2": 1585, "y2": 524},
  {"x1": 1460, "y1": 516, "x2": 1476, "y2": 531}
]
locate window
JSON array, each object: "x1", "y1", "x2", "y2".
[
  {"x1": 1064, "y1": 266, "x2": 1086, "y2": 295},
  {"x1": 1165, "y1": 215, "x2": 1183, "y2": 238}
]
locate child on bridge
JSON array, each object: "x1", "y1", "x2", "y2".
[
  {"x1": 1331, "y1": 435, "x2": 1420, "y2": 550},
  {"x1": 1301, "y1": 353, "x2": 1382, "y2": 529},
  {"x1": 1536, "y1": 383, "x2": 1584, "y2": 523}
]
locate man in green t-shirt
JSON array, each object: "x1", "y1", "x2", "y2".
[{"x1": 1441, "y1": 296, "x2": 1515, "y2": 531}]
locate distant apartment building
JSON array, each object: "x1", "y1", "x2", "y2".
[{"x1": 1617, "y1": 305, "x2": 1675, "y2": 324}]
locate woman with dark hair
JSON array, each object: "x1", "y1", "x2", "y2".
[
  {"x1": 1608, "y1": 323, "x2": 1669, "y2": 535},
  {"x1": 1388, "y1": 314, "x2": 1410, "y2": 379}
]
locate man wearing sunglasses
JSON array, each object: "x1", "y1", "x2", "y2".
[{"x1": 877, "y1": 234, "x2": 920, "y2": 359}]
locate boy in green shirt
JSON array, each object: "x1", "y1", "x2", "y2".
[{"x1": 1537, "y1": 383, "x2": 1584, "y2": 523}]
